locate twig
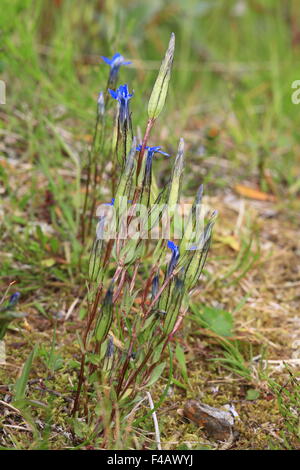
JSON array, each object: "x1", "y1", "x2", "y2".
[
  {"x1": 32, "y1": 386, "x2": 73, "y2": 403},
  {"x1": 146, "y1": 391, "x2": 161, "y2": 451},
  {"x1": 65, "y1": 298, "x2": 80, "y2": 320},
  {"x1": 3, "y1": 424, "x2": 31, "y2": 432},
  {"x1": 0, "y1": 281, "x2": 17, "y2": 306},
  {"x1": 0, "y1": 400, "x2": 22, "y2": 414}
]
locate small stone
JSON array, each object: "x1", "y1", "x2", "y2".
[{"x1": 183, "y1": 399, "x2": 234, "y2": 441}]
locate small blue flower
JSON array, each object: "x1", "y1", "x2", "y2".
[
  {"x1": 106, "y1": 198, "x2": 115, "y2": 206},
  {"x1": 136, "y1": 145, "x2": 170, "y2": 180},
  {"x1": 167, "y1": 241, "x2": 180, "y2": 276},
  {"x1": 8, "y1": 292, "x2": 21, "y2": 307},
  {"x1": 136, "y1": 145, "x2": 170, "y2": 158},
  {"x1": 109, "y1": 84, "x2": 133, "y2": 128},
  {"x1": 101, "y1": 53, "x2": 131, "y2": 82},
  {"x1": 109, "y1": 84, "x2": 133, "y2": 101},
  {"x1": 101, "y1": 53, "x2": 131, "y2": 68}
]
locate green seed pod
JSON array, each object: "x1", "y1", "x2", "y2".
[
  {"x1": 89, "y1": 239, "x2": 104, "y2": 282},
  {"x1": 150, "y1": 171, "x2": 160, "y2": 205},
  {"x1": 115, "y1": 137, "x2": 136, "y2": 209},
  {"x1": 184, "y1": 214, "x2": 217, "y2": 291},
  {"x1": 112, "y1": 112, "x2": 119, "y2": 152},
  {"x1": 95, "y1": 284, "x2": 114, "y2": 343},
  {"x1": 168, "y1": 138, "x2": 184, "y2": 211},
  {"x1": 180, "y1": 185, "x2": 204, "y2": 253},
  {"x1": 163, "y1": 275, "x2": 185, "y2": 335},
  {"x1": 148, "y1": 33, "x2": 175, "y2": 120},
  {"x1": 137, "y1": 149, "x2": 147, "y2": 192}
]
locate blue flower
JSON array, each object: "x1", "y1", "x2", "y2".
[
  {"x1": 101, "y1": 53, "x2": 131, "y2": 69},
  {"x1": 136, "y1": 145, "x2": 170, "y2": 179},
  {"x1": 101, "y1": 53, "x2": 131, "y2": 82},
  {"x1": 8, "y1": 292, "x2": 21, "y2": 307},
  {"x1": 167, "y1": 241, "x2": 180, "y2": 276},
  {"x1": 106, "y1": 198, "x2": 115, "y2": 206},
  {"x1": 109, "y1": 84, "x2": 133, "y2": 128},
  {"x1": 109, "y1": 84, "x2": 133, "y2": 102},
  {"x1": 136, "y1": 145, "x2": 170, "y2": 158}
]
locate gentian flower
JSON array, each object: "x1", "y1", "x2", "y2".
[
  {"x1": 136, "y1": 145, "x2": 170, "y2": 180},
  {"x1": 167, "y1": 240, "x2": 180, "y2": 276},
  {"x1": 109, "y1": 84, "x2": 133, "y2": 128},
  {"x1": 106, "y1": 198, "x2": 115, "y2": 206},
  {"x1": 8, "y1": 292, "x2": 21, "y2": 307},
  {"x1": 0, "y1": 292, "x2": 20, "y2": 314},
  {"x1": 101, "y1": 53, "x2": 131, "y2": 82},
  {"x1": 136, "y1": 145, "x2": 169, "y2": 159}
]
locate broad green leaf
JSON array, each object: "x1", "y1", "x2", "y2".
[
  {"x1": 41, "y1": 258, "x2": 56, "y2": 267},
  {"x1": 145, "y1": 361, "x2": 166, "y2": 387},
  {"x1": 246, "y1": 389, "x2": 260, "y2": 400},
  {"x1": 191, "y1": 304, "x2": 234, "y2": 337}
]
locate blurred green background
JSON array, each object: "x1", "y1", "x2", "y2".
[{"x1": 1, "y1": 0, "x2": 299, "y2": 191}]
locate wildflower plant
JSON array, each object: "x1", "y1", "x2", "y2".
[{"x1": 73, "y1": 33, "x2": 216, "y2": 444}]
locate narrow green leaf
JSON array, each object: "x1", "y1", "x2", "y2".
[
  {"x1": 145, "y1": 361, "x2": 166, "y2": 387},
  {"x1": 14, "y1": 346, "x2": 36, "y2": 402},
  {"x1": 191, "y1": 304, "x2": 234, "y2": 337},
  {"x1": 175, "y1": 343, "x2": 188, "y2": 383},
  {"x1": 171, "y1": 377, "x2": 188, "y2": 390},
  {"x1": 95, "y1": 285, "x2": 114, "y2": 342}
]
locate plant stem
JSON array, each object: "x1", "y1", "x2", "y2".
[{"x1": 136, "y1": 118, "x2": 155, "y2": 177}]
